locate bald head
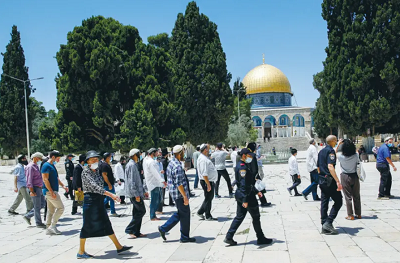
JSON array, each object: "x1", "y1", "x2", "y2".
[{"x1": 326, "y1": 135, "x2": 337, "y2": 147}]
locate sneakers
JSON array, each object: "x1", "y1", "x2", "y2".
[
  {"x1": 287, "y1": 188, "x2": 292, "y2": 196},
  {"x1": 180, "y1": 237, "x2": 196, "y2": 243},
  {"x1": 302, "y1": 192, "x2": 308, "y2": 200},
  {"x1": 117, "y1": 245, "x2": 133, "y2": 255},
  {"x1": 377, "y1": 196, "x2": 390, "y2": 200},
  {"x1": 36, "y1": 223, "x2": 46, "y2": 229},
  {"x1": 110, "y1": 213, "x2": 121, "y2": 217},
  {"x1": 22, "y1": 215, "x2": 31, "y2": 225},
  {"x1": 205, "y1": 217, "x2": 218, "y2": 221},
  {"x1": 224, "y1": 238, "x2": 237, "y2": 246},
  {"x1": 215, "y1": 194, "x2": 221, "y2": 198},
  {"x1": 77, "y1": 252, "x2": 94, "y2": 259},
  {"x1": 260, "y1": 202, "x2": 272, "y2": 207},
  {"x1": 322, "y1": 222, "x2": 338, "y2": 235},
  {"x1": 257, "y1": 237, "x2": 274, "y2": 245},
  {"x1": 314, "y1": 197, "x2": 321, "y2": 201},
  {"x1": 229, "y1": 193, "x2": 235, "y2": 198},
  {"x1": 46, "y1": 226, "x2": 62, "y2": 235},
  {"x1": 294, "y1": 193, "x2": 302, "y2": 197},
  {"x1": 385, "y1": 195, "x2": 395, "y2": 198},
  {"x1": 158, "y1": 226, "x2": 166, "y2": 241},
  {"x1": 8, "y1": 210, "x2": 19, "y2": 215},
  {"x1": 196, "y1": 213, "x2": 205, "y2": 220}
]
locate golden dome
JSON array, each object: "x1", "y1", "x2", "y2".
[{"x1": 242, "y1": 63, "x2": 292, "y2": 95}]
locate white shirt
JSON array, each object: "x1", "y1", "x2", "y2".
[
  {"x1": 197, "y1": 153, "x2": 218, "y2": 182},
  {"x1": 306, "y1": 144, "x2": 318, "y2": 173},
  {"x1": 143, "y1": 156, "x2": 165, "y2": 192},
  {"x1": 230, "y1": 151, "x2": 238, "y2": 169},
  {"x1": 211, "y1": 150, "x2": 228, "y2": 170},
  {"x1": 288, "y1": 155, "x2": 299, "y2": 175},
  {"x1": 114, "y1": 162, "x2": 125, "y2": 181}
]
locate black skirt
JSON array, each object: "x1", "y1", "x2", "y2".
[{"x1": 80, "y1": 193, "x2": 114, "y2": 238}]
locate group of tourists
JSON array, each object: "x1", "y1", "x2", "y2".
[{"x1": 286, "y1": 135, "x2": 397, "y2": 234}]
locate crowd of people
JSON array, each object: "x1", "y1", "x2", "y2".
[{"x1": 6, "y1": 135, "x2": 397, "y2": 258}]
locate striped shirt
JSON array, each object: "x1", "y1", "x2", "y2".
[{"x1": 166, "y1": 157, "x2": 190, "y2": 201}]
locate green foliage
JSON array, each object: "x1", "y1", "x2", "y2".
[
  {"x1": 0, "y1": 25, "x2": 32, "y2": 156},
  {"x1": 233, "y1": 77, "x2": 246, "y2": 100},
  {"x1": 226, "y1": 115, "x2": 253, "y2": 147},
  {"x1": 170, "y1": 1, "x2": 233, "y2": 145},
  {"x1": 316, "y1": 1, "x2": 400, "y2": 136}
]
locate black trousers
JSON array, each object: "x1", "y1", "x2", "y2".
[
  {"x1": 320, "y1": 181, "x2": 343, "y2": 225},
  {"x1": 72, "y1": 199, "x2": 78, "y2": 214},
  {"x1": 66, "y1": 180, "x2": 74, "y2": 199},
  {"x1": 125, "y1": 197, "x2": 146, "y2": 236},
  {"x1": 377, "y1": 163, "x2": 392, "y2": 197},
  {"x1": 289, "y1": 174, "x2": 301, "y2": 195},
  {"x1": 226, "y1": 198, "x2": 265, "y2": 240},
  {"x1": 198, "y1": 180, "x2": 215, "y2": 218},
  {"x1": 216, "y1": 169, "x2": 233, "y2": 195}
]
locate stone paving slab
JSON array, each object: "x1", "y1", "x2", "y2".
[{"x1": 1, "y1": 155, "x2": 400, "y2": 262}]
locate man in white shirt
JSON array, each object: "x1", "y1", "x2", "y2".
[
  {"x1": 114, "y1": 156, "x2": 127, "y2": 204},
  {"x1": 143, "y1": 148, "x2": 166, "y2": 221},
  {"x1": 302, "y1": 139, "x2": 321, "y2": 201},
  {"x1": 287, "y1": 148, "x2": 302, "y2": 196},
  {"x1": 230, "y1": 146, "x2": 238, "y2": 169},
  {"x1": 197, "y1": 144, "x2": 218, "y2": 221},
  {"x1": 211, "y1": 143, "x2": 233, "y2": 198}
]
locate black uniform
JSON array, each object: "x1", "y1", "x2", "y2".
[
  {"x1": 157, "y1": 157, "x2": 174, "y2": 211},
  {"x1": 317, "y1": 145, "x2": 343, "y2": 225},
  {"x1": 249, "y1": 152, "x2": 269, "y2": 205},
  {"x1": 72, "y1": 164, "x2": 84, "y2": 214},
  {"x1": 65, "y1": 159, "x2": 74, "y2": 199},
  {"x1": 226, "y1": 160, "x2": 266, "y2": 240}
]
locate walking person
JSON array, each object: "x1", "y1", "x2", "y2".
[
  {"x1": 143, "y1": 148, "x2": 166, "y2": 221},
  {"x1": 8, "y1": 154, "x2": 33, "y2": 215},
  {"x1": 72, "y1": 154, "x2": 86, "y2": 215},
  {"x1": 125, "y1": 149, "x2": 148, "y2": 238},
  {"x1": 302, "y1": 139, "x2": 321, "y2": 201},
  {"x1": 337, "y1": 139, "x2": 361, "y2": 220},
  {"x1": 42, "y1": 150, "x2": 68, "y2": 235},
  {"x1": 158, "y1": 145, "x2": 196, "y2": 243},
  {"x1": 318, "y1": 135, "x2": 343, "y2": 235},
  {"x1": 358, "y1": 145, "x2": 368, "y2": 163},
  {"x1": 64, "y1": 154, "x2": 75, "y2": 200},
  {"x1": 100, "y1": 152, "x2": 120, "y2": 217},
  {"x1": 256, "y1": 145, "x2": 265, "y2": 180},
  {"x1": 22, "y1": 152, "x2": 46, "y2": 228},
  {"x1": 114, "y1": 156, "x2": 127, "y2": 205},
  {"x1": 376, "y1": 137, "x2": 397, "y2": 200},
  {"x1": 212, "y1": 143, "x2": 233, "y2": 198},
  {"x1": 158, "y1": 148, "x2": 174, "y2": 210},
  {"x1": 224, "y1": 148, "x2": 273, "y2": 246},
  {"x1": 77, "y1": 150, "x2": 132, "y2": 259},
  {"x1": 247, "y1": 143, "x2": 271, "y2": 207},
  {"x1": 196, "y1": 144, "x2": 218, "y2": 221},
  {"x1": 192, "y1": 146, "x2": 201, "y2": 189},
  {"x1": 287, "y1": 148, "x2": 302, "y2": 196}
]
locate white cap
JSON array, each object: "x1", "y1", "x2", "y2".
[
  {"x1": 129, "y1": 149, "x2": 140, "y2": 157},
  {"x1": 172, "y1": 145, "x2": 183, "y2": 154},
  {"x1": 31, "y1": 152, "x2": 45, "y2": 159},
  {"x1": 200, "y1": 143, "x2": 208, "y2": 151},
  {"x1": 385, "y1": 137, "x2": 394, "y2": 142}
]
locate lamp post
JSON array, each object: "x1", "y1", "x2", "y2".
[
  {"x1": 1, "y1": 73, "x2": 44, "y2": 159},
  {"x1": 237, "y1": 88, "x2": 246, "y2": 124}
]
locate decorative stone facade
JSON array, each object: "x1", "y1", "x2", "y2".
[{"x1": 249, "y1": 92, "x2": 292, "y2": 108}]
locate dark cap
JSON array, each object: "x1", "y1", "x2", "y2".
[
  {"x1": 216, "y1": 143, "x2": 223, "y2": 148},
  {"x1": 78, "y1": 154, "x2": 86, "y2": 163},
  {"x1": 67, "y1": 154, "x2": 75, "y2": 158},
  {"x1": 85, "y1": 150, "x2": 100, "y2": 161},
  {"x1": 147, "y1": 148, "x2": 157, "y2": 155},
  {"x1": 247, "y1": 142, "x2": 257, "y2": 152},
  {"x1": 239, "y1": 148, "x2": 252, "y2": 155},
  {"x1": 17, "y1": 154, "x2": 26, "y2": 162},
  {"x1": 162, "y1": 148, "x2": 168, "y2": 156},
  {"x1": 49, "y1": 150, "x2": 62, "y2": 158},
  {"x1": 103, "y1": 152, "x2": 111, "y2": 159}
]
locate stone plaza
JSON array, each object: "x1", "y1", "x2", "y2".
[{"x1": 0, "y1": 151, "x2": 400, "y2": 263}]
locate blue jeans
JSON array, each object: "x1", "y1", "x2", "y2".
[
  {"x1": 26, "y1": 186, "x2": 46, "y2": 225},
  {"x1": 194, "y1": 168, "x2": 199, "y2": 189},
  {"x1": 160, "y1": 198, "x2": 191, "y2": 241},
  {"x1": 104, "y1": 185, "x2": 116, "y2": 214},
  {"x1": 150, "y1": 187, "x2": 162, "y2": 219},
  {"x1": 303, "y1": 170, "x2": 319, "y2": 200}
]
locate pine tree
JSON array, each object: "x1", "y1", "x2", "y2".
[{"x1": 0, "y1": 25, "x2": 31, "y2": 156}]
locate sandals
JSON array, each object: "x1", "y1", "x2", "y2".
[
  {"x1": 128, "y1": 233, "x2": 147, "y2": 239},
  {"x1": 355, "y1": 215, "x2": 362, "y2": 219},
  {"x1": 345, "y1": 215, "x2": 355, "y2": 220}
]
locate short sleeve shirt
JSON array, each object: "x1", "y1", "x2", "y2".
[
  {"x1": 192, "y1": 151, "x2": 200, "y2": 169},
  {"x1": 42, "y1": 162, "x2": 59, "y2": 195},
  {"x1": 99, "y1": 162, "x2": 114, "y2": 186},
  {"x1": 317, "y1": 145, "x2": 336, "y2": 176},
  {"x1": 13, "y1": 164, "x2": 26, "y2": 189},
  {"x1": 211, "y1": 150, "x2": 228, "y2": 170},
  {"x1": 377, "y1": 144, "x2": 391, "y2": 164}
]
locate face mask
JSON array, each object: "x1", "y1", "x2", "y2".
[
  {"x1": 140, "y1": 156, "x2": 143, "y2": 161},
  {"x1": 388, "y1": 143, "x2": 393, "y2": 147},
  {"x1": 90, "y1": 162, "x2": 99, "y2": 170},
  {"x1": 37, "y1": 161, "x2": 42, "y2": 167},
  {"x1": 22, "y1": 160, "x2": 28, "y2": 165},
  {"x1": 245, "y1": 157, "x2": 252, "y2": 163},
  {"x1": 53, "y1": 161, "x2": 57, "y2": 166},
  {"x1": 153, "y1": 156, "x2": 157, "y2": 160},
  {"x1": 84, "y1": 163, "x2": 88, "y2": 167},
  {"x1": 71, "y1": 158, "x2": 75, "y2": 161}
]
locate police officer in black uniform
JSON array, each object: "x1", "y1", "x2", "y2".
[
  {"x1": 247, "y1": 143, "x2": 271, "y2": 207},
  {"x1": 318, "y1": 135, "x2": 343, "y2": 235},
  {"x1": 64, "y1": 154, "x2": 75, "y2": 200},
  {"x1": 72, "y1": 154, "x2": 86, "y2": 215},
  {"x1": 224, "y1": 148, "x2": 273, "y2": 246}
]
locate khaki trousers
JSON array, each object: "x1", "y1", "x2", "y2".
[{"x1": 45, "y1": 191, "x2": 65, "y2": 227}]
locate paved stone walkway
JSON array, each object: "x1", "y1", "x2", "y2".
[{"x1": 0, "y1": 154, "x2": 400, "y2": 263}]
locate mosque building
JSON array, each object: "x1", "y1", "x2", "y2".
[{"x1": 242, "y1": 56, "x2": 314, "y2": 147}]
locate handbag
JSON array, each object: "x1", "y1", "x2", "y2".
[
  {"x1": 115, "y1": 182, "x2": 126, "y2": 196},
  {"x1": 74, "y1": 190, "x2": 84, "y2": 206},
  {"x1": 255, "y1": 180, "x2": 266, "y2": 191},
  {"x1": 357, "y1": 162, "x2": 366, "y2": 182}
]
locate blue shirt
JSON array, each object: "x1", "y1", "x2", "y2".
[
  {"x1": 377, "y1": 144, "x2": 391, "y2": 164},
  {"x1": 256, "y1": 148, "x2": 263, "y2": 166},
  {"x1": 317, "y1": 145, "x2": 336, "y2": 176},
  {"x1": 42, "y1": 162, "x2": 59, "y2": 195},
  {"x1": 13, "y1": 163, "x2": 26, "y2": 189},
  {"x1": 166, "y1": 157, "x2": 189, "y2": 201}
]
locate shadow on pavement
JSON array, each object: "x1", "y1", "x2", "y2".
[
  {"x1": 62, "y1": 229, "x2": 80, "y2": 236},
  {"x1": 339, "y1": 227, "x2": 364, "y2": 235},
  {"x1": 94, "y1": 250, "x2": 140, "y2": 260},
  {"x1": 360, "y1": 215, "x2": 378, "y2": 220}
]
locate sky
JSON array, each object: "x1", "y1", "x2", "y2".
[{"x1": 0, "y1": 0, "x2": 328, "y2": 111}]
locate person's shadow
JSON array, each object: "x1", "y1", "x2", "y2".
[
  {"x1": 93, "y1": 250, "x2": 140, "y2": 260},
  {"x1": 339, "y1": 227, "x2": 364, "y2": 236}
]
